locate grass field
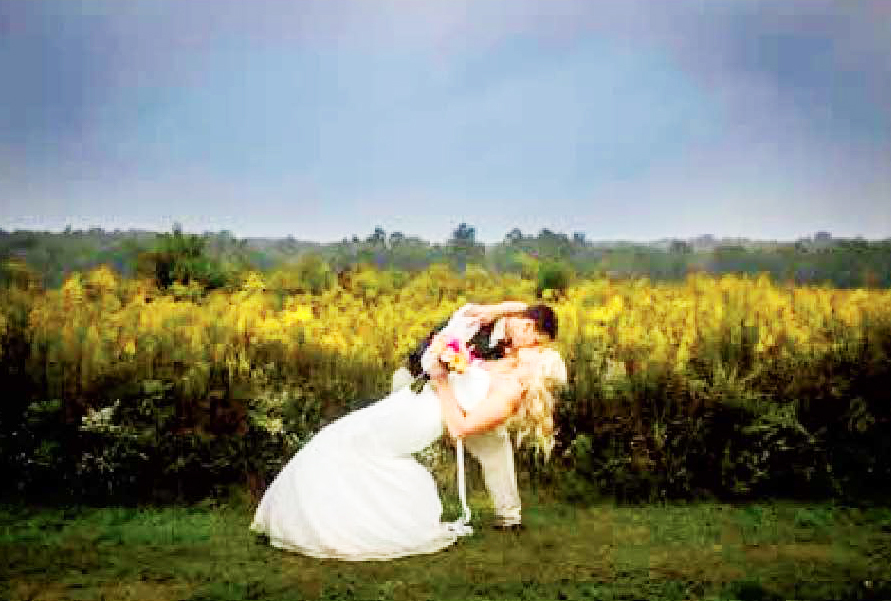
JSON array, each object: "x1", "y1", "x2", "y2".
[{"x1": 2, "y1": 489, "x2": 890, "y2": 601}]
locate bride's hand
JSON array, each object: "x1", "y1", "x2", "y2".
[
  {"x1": 427, "y1": 360, "x2": 448, "y2": 381},
  {"x1": 500, "y1": 301, "x2": 528, "y2": 314},
  {"x1": 461, "y1": 304, "x2": 486, "y2": 321}
]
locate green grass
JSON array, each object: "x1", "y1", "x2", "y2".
[{"x1": 2, "y1": 490, "x2": 890, "y2": 601}]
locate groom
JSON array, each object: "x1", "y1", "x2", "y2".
[
  {"x1": 464, "y1": 306, "x2": 557, "y2": 531},
  {"x1": 398, "y1": 303, "x2": 555, "y2": 531}
]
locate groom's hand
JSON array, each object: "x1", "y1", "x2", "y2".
[{"x1": 463, "y1": 305, "x2": 496, "y2": 324}]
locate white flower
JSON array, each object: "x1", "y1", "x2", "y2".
[
  {"x1": 80, "y1": 400, "x2": 121, "y2": 433},
  {"x1": 265, "y1": 418, "x2": 284, "y2": 435}
]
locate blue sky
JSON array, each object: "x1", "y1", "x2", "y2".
[{"x1": 1, "y1": 0, "x2": 889, "y2": 242}]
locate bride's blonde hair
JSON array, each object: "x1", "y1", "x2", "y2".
[{"x1": 505, "y1": 346, "x2": 568, "y2": 459}]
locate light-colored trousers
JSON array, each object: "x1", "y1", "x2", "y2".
[
  {"x1": 463, "y1": 426, "x2": 522, "y2": 524},
  {"x1": 391, "y1": 367, "x2": 522, "y2": 524}
]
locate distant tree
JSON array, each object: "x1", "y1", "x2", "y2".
[
  {"x1": 451, "y1": 223, "x2": 476, "y2": 244},
  {"x1": 447, "y1": 223, "x2": 484, "y2": 271},
  {"x1": 840, "y1": 238, "x2": 870, "y2": 253},
  {"x1": 388, "y1": 231, "x2": 405, "y2": 247},
  {"x1": 536, "y1": 228, "x2": 572, "y2": 260},
  {"x1": 505, "y1": 228, "x2": 524, "y2": 244},
  {"x1": 715, "y1": 244, "x2": 747, "y2": 253},
  {"x1": 367, "y1": 227, "x2": 387, "y2": 247},
  {"x1": 139, "y1": 223, "x2": 229, "y2": 290},
  {"x1": 389, "y1": 236, "x2": 435, "y2": 272},
  {"x1": 669, "y1": 240, "x2": 692, "y2": 254}
]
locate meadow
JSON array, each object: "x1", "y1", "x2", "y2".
[
  {"x1": 2, "y1": 263, "x2": 890, "y2": 599},
  {"x1": 2, "y1": 492, "x2": 890, "y2": 600}
]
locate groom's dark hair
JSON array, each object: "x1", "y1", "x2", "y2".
[{"x1": 524, "y1": 304, "x2": 558, "y2": 340}]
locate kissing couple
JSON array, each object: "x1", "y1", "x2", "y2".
[{"x1": 250, "y1": 301, "x2": 568, "y2": 560}]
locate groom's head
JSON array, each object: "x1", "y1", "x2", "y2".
[{"x1": 505, "y1": 304, "x2": 557, "y2": 348}]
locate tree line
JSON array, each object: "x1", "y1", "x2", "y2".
[{"x1": 2, "y1": 224, "x2": 890, "y2": 291}]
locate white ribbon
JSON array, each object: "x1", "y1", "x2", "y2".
[{"x1": 447, "y1": 437, "x2": 473, "y2": 537}]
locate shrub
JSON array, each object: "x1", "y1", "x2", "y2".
[{"x1": 537, "y1": 261, "x2": 572, "y2": 298}]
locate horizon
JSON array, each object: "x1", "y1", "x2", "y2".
[
  {"x1": 1, "y1": 224, "x2": 880, "y2": 247},
  {"x1": 2, "y1": 1, "x2": 889, "y2": 242}
]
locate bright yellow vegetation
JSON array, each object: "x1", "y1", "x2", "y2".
[{"x1": 7, "y1": 264, "x2": 891, "y2": 416}]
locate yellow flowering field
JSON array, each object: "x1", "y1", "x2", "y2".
[
  {"x1": 7, "y1": 264, "x2": 891, "y2": 407},
  {"x1": 3, "y1": 262, "x2": 891, "y2": 502}
]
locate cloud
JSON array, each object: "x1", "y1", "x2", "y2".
[{"x1": 2, "y1": 1, "x2": 888, "y2": 240}]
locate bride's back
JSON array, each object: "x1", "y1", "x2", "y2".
[{"x1": 338, "y1": 386, "x2": 445, "y2": 457}]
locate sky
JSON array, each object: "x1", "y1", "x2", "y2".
[{"x1": 1, "y1": 0, "x2": 889, "y2": 243}]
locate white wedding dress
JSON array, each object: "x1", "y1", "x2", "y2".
[{"x1": 249, "y1": 305, "x2": 493, "y2": 561}]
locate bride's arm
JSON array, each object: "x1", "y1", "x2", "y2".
[{"x1": 431, "y1": 374, "x2": 523, "y2": 438}]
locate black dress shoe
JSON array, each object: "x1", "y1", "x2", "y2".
[{"x1": 491, "y1": 522, "x2": 524, "y2": 532}]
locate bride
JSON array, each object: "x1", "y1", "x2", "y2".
[{"x1": 249, "y1": 302, "x2": 568, "y2": 561}]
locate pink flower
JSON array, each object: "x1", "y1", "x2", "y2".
[{"x1": 436, "y1": 336, "x2": 472, "y2": 374}]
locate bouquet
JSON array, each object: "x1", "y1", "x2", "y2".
[
  {"x1": 408, "y1": 333, "x2": 478, "y2": 393},
  {"x1": 428, "y1": 333, "x2": 475, "y2": 374}
]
